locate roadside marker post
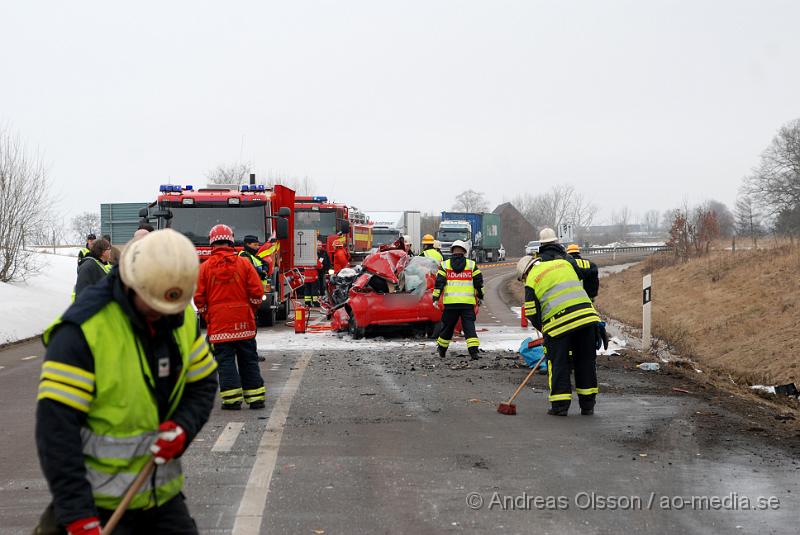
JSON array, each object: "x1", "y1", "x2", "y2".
[{"x1": 642, "y1": 274, "x2": 652, "y2": 351}]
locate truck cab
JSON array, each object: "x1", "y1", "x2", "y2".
[
  {"x1": 436, "y1": 220, "x2": 472, "y2": 259},
  {"x1": 141, "y1": 182, "x2": 295, "y2": 326}
]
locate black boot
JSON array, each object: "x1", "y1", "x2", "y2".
[
  {"x1": 437, "y1": 346, "x2": 447, "y2": 358},
  {"x1": 468, "y1": 348, "x2": 480, "y2": 361},
  {"x1": 580, "y1": 408, "x2": 594, "y2": 416},
  {"x1": 249, "y1": 400, "x2": 266, "y2": 410},
  {"x1": 221, "y1": 401, "x2": 242, "y2": 411},
  {"x1": 547, "y1": 402, "x2": 569, "y2": 416}
]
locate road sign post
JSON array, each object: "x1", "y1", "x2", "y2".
[{"x1": 642, "y1": 274, "x2": 652, "y2": 351}]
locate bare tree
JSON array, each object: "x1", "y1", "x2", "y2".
[
  {"x1": 611, "y1": 206, "x2": 632, "y2": 242},
  {"x1": 744, "y1": 118, "x2": 800, "y2": 217},
  {"x1": 452, "y1": 189, "x2": 489, "y2": 213},
  {"x1": 642, "y1": 209, "x2": 661, "y2": 235},
  {"x1": 512, "y1": 184, "x2": 596, "y2": 235},
  {"x1": 0, "y1": 126, "x2": 52, "y2": 282},
  {"x1": 206, "y1": 162, "x2": 252, "y2": 184},
  {"x1": 734, "y1": 194, "x2": 762, "y2": 246},
  {"x1": 71, "y1": 211, "x2": 100, "y2": 244}
]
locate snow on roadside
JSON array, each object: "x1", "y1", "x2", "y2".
[{"x1": 0, "y1": 251, "x2": 76, "y2": 345}]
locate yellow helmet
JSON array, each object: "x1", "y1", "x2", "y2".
[
  {"x1": 566, "y1": 243, "x2": 580, "y2": 254},
  {"x1": 422, "y1": 234, "x2": 435, "y2": 245}
]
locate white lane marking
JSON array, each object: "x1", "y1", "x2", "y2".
[
  {"x1": 211, "y1": 422, "x2": 245, "y2": 453},
  {"x1": 22, "y1": 355, "x2": 39, "y2": 361},
  {"x1": 232, "y1": 351, "x2": 311, "y2": 535}
]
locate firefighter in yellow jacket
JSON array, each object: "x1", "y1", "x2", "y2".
[
  {"x1": 35, "y1": 230, "x2": 217, "y2": 533},
  {"x1": 517, "y1": 228, "x2": 601, "y2": 416},
  {"x1": 421, "y1": 234, "x2": 443, "y2": 264},
  {"x1": 432, "y1": 240, "x2": 483, "y2": 359}
]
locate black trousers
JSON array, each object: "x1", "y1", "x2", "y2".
[
  {"x1": 97, "y1": 494, "x2": 198, "y2": 534},
  {"x1": 213, "y1": 338, "x2": 265, "y2": 405},
  {"x1": 545, "y1": 324, "x2": 598, "y2": 410},
  {"x1": 437, "y1": 306, "x2": 480, "y2": 354}
]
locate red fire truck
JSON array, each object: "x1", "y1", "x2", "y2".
[
  {"x1": 293, "y1": 196, "x2": 373, "y2": 289},
  {"x1": 140, "y1": 181, "x2": 296, "y2": 326}
]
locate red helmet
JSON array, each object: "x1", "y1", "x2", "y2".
[{"x1": 209, "y1": 224, "x2": 234, "y2": 245}]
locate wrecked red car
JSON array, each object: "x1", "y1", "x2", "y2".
[{"x1": 328, "y1": 246, "x2": 443, "y2": 338}]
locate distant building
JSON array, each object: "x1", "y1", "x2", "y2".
[
  {"x1": 493, "y1": 203, "x2": 537, "y2": 258},
  {"x1": 100, "y1": 202, "x2": 149, "y2": 244}
]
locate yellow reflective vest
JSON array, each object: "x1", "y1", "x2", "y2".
[
  {"x1": 435, "y1": 258, "x2": 480, "y2": 306},
  {"x1": 422, "y1": 248, "x2": 443, "y2": 264},
  {"x1": 40, "y1": 305, "x2": 216, "y2": 510},
  {"x1": 524, "y1": 258, "x2": 599, "y2": 337}
]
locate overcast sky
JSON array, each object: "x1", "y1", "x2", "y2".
[{"x1": 2, "y1": 1, "x2": 799, "y2": 225}]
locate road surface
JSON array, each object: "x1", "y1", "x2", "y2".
[{"x1": 1, "y1": 263, "x2": 798, "y2": 534}]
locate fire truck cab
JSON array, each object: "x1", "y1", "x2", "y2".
[{"x1": 140, "y1": 181, "x2": 296, "y2": 326}]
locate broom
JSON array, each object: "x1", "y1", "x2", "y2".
[{"x1": 497, "y1": 338, "x2": 546, "y2": 416}]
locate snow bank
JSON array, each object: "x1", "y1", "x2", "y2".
[{"x1": 0, "y1": 251, "x2": 76, "y2": 344}]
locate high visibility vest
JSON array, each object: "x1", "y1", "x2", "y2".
[
  {"x1": 240, "y1": 251, "x2": 269, "y2": 291},
  {"x1": 440, "y1": 258, "x2": 478, "y2": 306},
  {"x1": 575, "y1": 258, "x2": 591, "y2": 270},
  {"x1": 525, "y1": 259, "x2": 599, "y2": 337},
  {"x1": 71, "y1": 258, "x2": 112, "y2": 302},
  {"x1": 78, "y1": 247, "x2": 90, "y2": 261},
  {"x1": 40, "y1": 304, "x2": 216, "y2": 511},
  {"x1": 422, "y1": 248, "x2": 443, "y2": 264}
]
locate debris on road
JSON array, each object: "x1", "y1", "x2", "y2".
[
  {"x1": 672, "y1": 387, "x2": 692, "y2": 394},
  {"x1": 637, "y1": 362, "x2": 661, "y2": 371}
]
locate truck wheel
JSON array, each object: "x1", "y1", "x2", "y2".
[
  {"x1": 276, "y1": 298, "x2": 290, "y2": 321},
  {"x1": 258, "y1": 298, "x2": 276, "y2": 327}
]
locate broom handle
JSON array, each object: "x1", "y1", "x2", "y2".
[
  {"x1": 102, "y1": 458, "x2": 156, "y2": 535},
  {"x1": 505, "y1": 354, "x2": 546, "y2": 404}
]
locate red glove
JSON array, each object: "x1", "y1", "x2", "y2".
[
  {"x1": 149, "y1": 421, "x2": 186, "y2": 465},
  {"x1": 66, "y1": 517, "x2": 101, "y2": 535}
]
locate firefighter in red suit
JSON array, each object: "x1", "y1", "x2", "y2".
[
  {"x1": 332, "y1": 240, "x2": 350, "y2": 274},
  {"x1": 194, "y1": 224, "x2": 266, "y2": 410}
]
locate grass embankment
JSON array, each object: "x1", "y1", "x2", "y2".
[{"x1": 596, "y1": 244, "x2": 800, "y2": 387}]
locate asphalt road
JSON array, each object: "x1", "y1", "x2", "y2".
[{"x1": 1, "y1": 264, "x2": 798, "y2": 534}]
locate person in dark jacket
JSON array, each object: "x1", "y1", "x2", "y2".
[
  {"x1": 566, "y1": 244, "x2": 599, "y2": 300},
  {"x1": 73, "y1": 239, "x2": 112, "y2": 299},
  {"x1": 36, "y1": 229, "x2": 217, "y2": 534},
  {"x1": 76, "y1": 233, "x2": 96, "y2": 270},
  {"x1": 316, "y1": 241, "x2": 331, "y2": 305},
  {"x1": 432, "y1": 240, "x2": 484, "y2": 359}
]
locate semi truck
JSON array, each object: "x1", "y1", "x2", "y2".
[
  {"x1": 140, "y1": 179, "x2": 296, "y2": 327},
  {"x1": 437, "y1": 212, "x2": 502, "y2": 263},
  {"x1": 364, "y1": 211, "x2": 421, "y2": 253}
]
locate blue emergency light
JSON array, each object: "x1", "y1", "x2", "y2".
[
  {"x1": 184, "y1": 184, "x2": 193, "y2": 190},
  {"x1": 159, "y1": 184, "x2": 168, "y2": 192},
  {"x1": 312, "y1": 196, "x2": 328, "y2": 202},
  {"x1": 241, "y1": 185, "x2": 250, "y2": 192}
]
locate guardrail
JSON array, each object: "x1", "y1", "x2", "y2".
[{"x1": 584, "y1": 245, "x2": 671, "y2": 255}]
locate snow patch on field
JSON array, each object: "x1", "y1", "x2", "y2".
[
  {"x1": 0, "y1": 252, "x2": 76, "y2": 344},
  {"x1": 256, "y1": 325, "x2": 528, "y2": 352}
]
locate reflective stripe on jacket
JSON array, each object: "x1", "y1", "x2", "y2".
[
  {"x1": 436, "y1": 258, "x2": 479, "y2": 306},
  {"x1": 40, "y1": 304, "x2": 216, "y2": 510},
  {"x1": 524, "y1": 258, "x2": 599, "y2": 337}
]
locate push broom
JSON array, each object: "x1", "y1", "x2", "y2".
[
  {"x1": 101, "y1": 458, "x2": 156, "y2": 534},
  {"x1": 497, "y1": 338, "x2": 545, "y2": 416}
]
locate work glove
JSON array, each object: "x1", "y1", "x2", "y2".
[
  {"x1": 595, "y1": 322, "x2": 609, "y2": 351},
  {"x1": 150, "y1": 421, "x2": 186, "y2": 465},
  {"x1": 66, "y1": 517, "x2": 101, "y2": 535}
]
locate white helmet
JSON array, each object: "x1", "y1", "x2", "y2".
[
  {"x1": 516, "y1": 255, "x2": 537, "y2": 281},
  {"x1": 433, "y1": 240, "x2": 441, "y2": 249},
  {"x1": 539, "y1": 227, "x2": 558, "y2": 244},
  {"x1": 451, "y1": 240, "x2": 468, "y2": 254},
  {"x1": 120, "y1": 229, "x2": 199, "y2": 315}
]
